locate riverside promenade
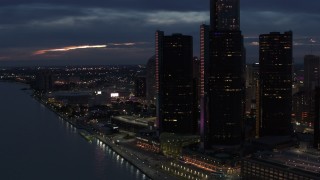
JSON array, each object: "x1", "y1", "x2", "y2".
[
  {"x1": 33, "y1": 94, "x2": 178, "y2": 180},
  {"x1": 95, "y1": 135, "x2": 178, "y2": 180}
]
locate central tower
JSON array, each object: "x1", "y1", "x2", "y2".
[
  {"x1": 210, "y1": 0, "x2": 240, "y2": 31},
  {"x1": 202, "y1": 0, "x2": 245, "y2": 146}
]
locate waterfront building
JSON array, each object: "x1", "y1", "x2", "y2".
[
  {"x1": 205, "y1": 0, "x2": 245, "y2": 146},
  {"x1": 259, "y1": 31, "x2": 293, "y2": 136},
  {"x1": 241, "y1": 151, "x2": 320, "y2": 180},
  {"x1": 111, "y1": 116, "x2": 154, "y2": 133},
  {"x1": 135, "y1": 76, "x2": 146, "y2": 98},
  {"x1": 155, "y1": 31, "x2": 197, "y2": 134},
  {"x1": 50, "y1": 91, "x2": 90, "y2": 105}
]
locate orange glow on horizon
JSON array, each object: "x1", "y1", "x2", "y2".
[{"x1": 33, "y1": 45, "x2": 107, "y2": 55}]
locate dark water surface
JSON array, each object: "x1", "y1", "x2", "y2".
[{"x1": 0, "y1": 82, "x2": 147, "y2": 180}]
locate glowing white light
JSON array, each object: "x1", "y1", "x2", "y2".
[
  {"x1": 96, "y1": 91, "x2": 102, "y2": 95},
  {"x1": 33, "y1": 45, "x2": 107, "y2": 55},
  {"x1": 111, "y1": 93, "x2": 119, "y2": 97},
  {"x1": 110, "y1": 43, "x2": 136, "y2": 46}
]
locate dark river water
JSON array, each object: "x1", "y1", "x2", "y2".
[{"x1": 0, "y1": 82, "x2": 147, "y2": 180}]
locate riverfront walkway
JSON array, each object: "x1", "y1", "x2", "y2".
[
  {"x1": 95, "y1": 134, "x2": 179, "y2": 180},
  {"x1": 33, "y1": 94, "x2": 179, "y2": 180}
]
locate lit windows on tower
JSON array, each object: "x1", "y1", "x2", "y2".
[
  {"x1": 155, "y1": 31, "x2": 197, "y2": 135},
  {"x1": 259, "y1": 31, "x2": 293, "y2": 136}
]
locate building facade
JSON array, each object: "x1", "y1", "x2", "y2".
[
  {"x1": 304, "y1": 55, "x2": 320, "y2": 92},
  {"x1": 156, "y1": 31, "x2": 197, "y2": 134},
  {"x1": 259, "y1": 31, "x2": 293, "y2": 136},
  {"x1": 200, "y1": 24, "x2": 210, "y2": 148},
  {"x1": 205, "y1": 0, "x2": 245, "y2": 146},
  {"x1": 241, "y1": 158, "x2": 318, "y2": 180},
  {"x1": 210, "y1": 0, "x2": 240, "y2": 31},
  {"x1": 304, "y1": 55, "x2": 320, "y2": 123},
  {"x1": 245, "y1": 63, "x2": 259, "y2": 116}
]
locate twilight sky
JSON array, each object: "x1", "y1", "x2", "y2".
[{"x1": 0, "y1": 0, "x2": 319, "y2": 66}]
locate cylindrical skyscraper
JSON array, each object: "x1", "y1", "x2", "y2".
[
  {"x1": 206, "y1": 0, "x2": 245, "y2": 146},
  {"x1": 210, "y1": 0, "x2": 240, "y2": 31},
  {"x1": 156, "y1": 31, "x2": 197, "y2": 135}
]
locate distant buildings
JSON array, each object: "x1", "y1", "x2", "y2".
[
  {"x1": 135, "y1": 76, "x2": 146, "y2": 98},
  {"x1": 34, "y1": 70, "x2": 53, "y2": 92},
  {"x1": 292, "y1": 91, "x2": 308, "y2": 123},
  {"x1": 314, "y1": 87, "x2": 320, "y2": 149},
  {"x1": 156, "y1": 31, "x2": 197, "y2": 134},
  {"x1": 304, "y1": 55, "x2": 320, "y2": 123},
  {"x1": 245, "y1": 63, "x2": 260, "y2": 138},
  {"x1": 304, "y1": 55, "x2": 320, "y2": 92},
  {"x1": 245, "y1": 63, "x2": 259, "y2": 116},
  {"x1": 259, "y1": 31, "x2": 293, "y2": 137}
]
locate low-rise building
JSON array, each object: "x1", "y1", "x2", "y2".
[{"x1": 241, "y1": 150, "x2": 320, "y2": 180}]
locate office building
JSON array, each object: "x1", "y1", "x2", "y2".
[
  {"x1": 193, "y1": 56, "x2": 201, "y2": 105},
  {"x1": 304, "y1": 55, "x2": 320, "y2": 123},
  {"x1": 245, "y1": 63, "x2": 259, "y2": 116},
  {"x1": 210, "y1": 0, "x2": 240, "y2": 31},
  {"x1": 241, "y1": 151, "x2": 320, "y2": 180},
  {"x1": 205, "y1": 0, "x2": 245, "y2": 145},
  {"x1": 200, "y1": 24, "x2": 210, "y2": 148},
  {"x1": 304, "y1": 55, "x2": 320, "y2": 92},
  {"x1": 156, "y1": 31, "x2": 197, "y2": 134},
  {"x1": 259, "y1": 31, "x2": 293, "y2": 136},
  {"x1": 292, "y1": 91, "x2": 308, "y2": 123}
]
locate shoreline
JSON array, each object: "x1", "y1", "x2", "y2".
[{"x1": 31, "y1": 92, "x2": 159, "y2": 180}]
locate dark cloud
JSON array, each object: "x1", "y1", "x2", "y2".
[
  {"x1": 0, "y1": 0, "x2": 319, "y2": 66},
  {"x1": 242, "y1": 0, "x2": 320, "y2": 15},
  {"x1": 0, "y1": 0, "x2": 209, "y2": 12}
]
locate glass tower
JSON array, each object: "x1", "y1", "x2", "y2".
[
  {"x1": 259, "y1": 31, "x2": 293, "y2": 136},
  {"x1": 210, "y1": 0, "x2": 240, "y2": 31},
  {"x1": 156, "y1": 31, "x2": 197, "y2": 134},
  {"x1": 206, "y1": 0, "x2": 245, "y2": 145}
]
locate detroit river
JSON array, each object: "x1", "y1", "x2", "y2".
[{"x1": 0, "y1": 82, "x2": 148, "y2": 180}]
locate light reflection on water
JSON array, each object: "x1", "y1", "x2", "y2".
[
  {"x1": 136, "y1": 169, "x2": 140, "y2": 179},
  {"x1": 92, "y1": 138, "x2": 149, "y2": 180},
  {"x1": 88, "y1": 131, "x2": 150, "y2": 180}
]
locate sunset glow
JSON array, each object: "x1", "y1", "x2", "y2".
[{"x1": 33, "y1": 45, "x2": 107, "y2": 55}]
